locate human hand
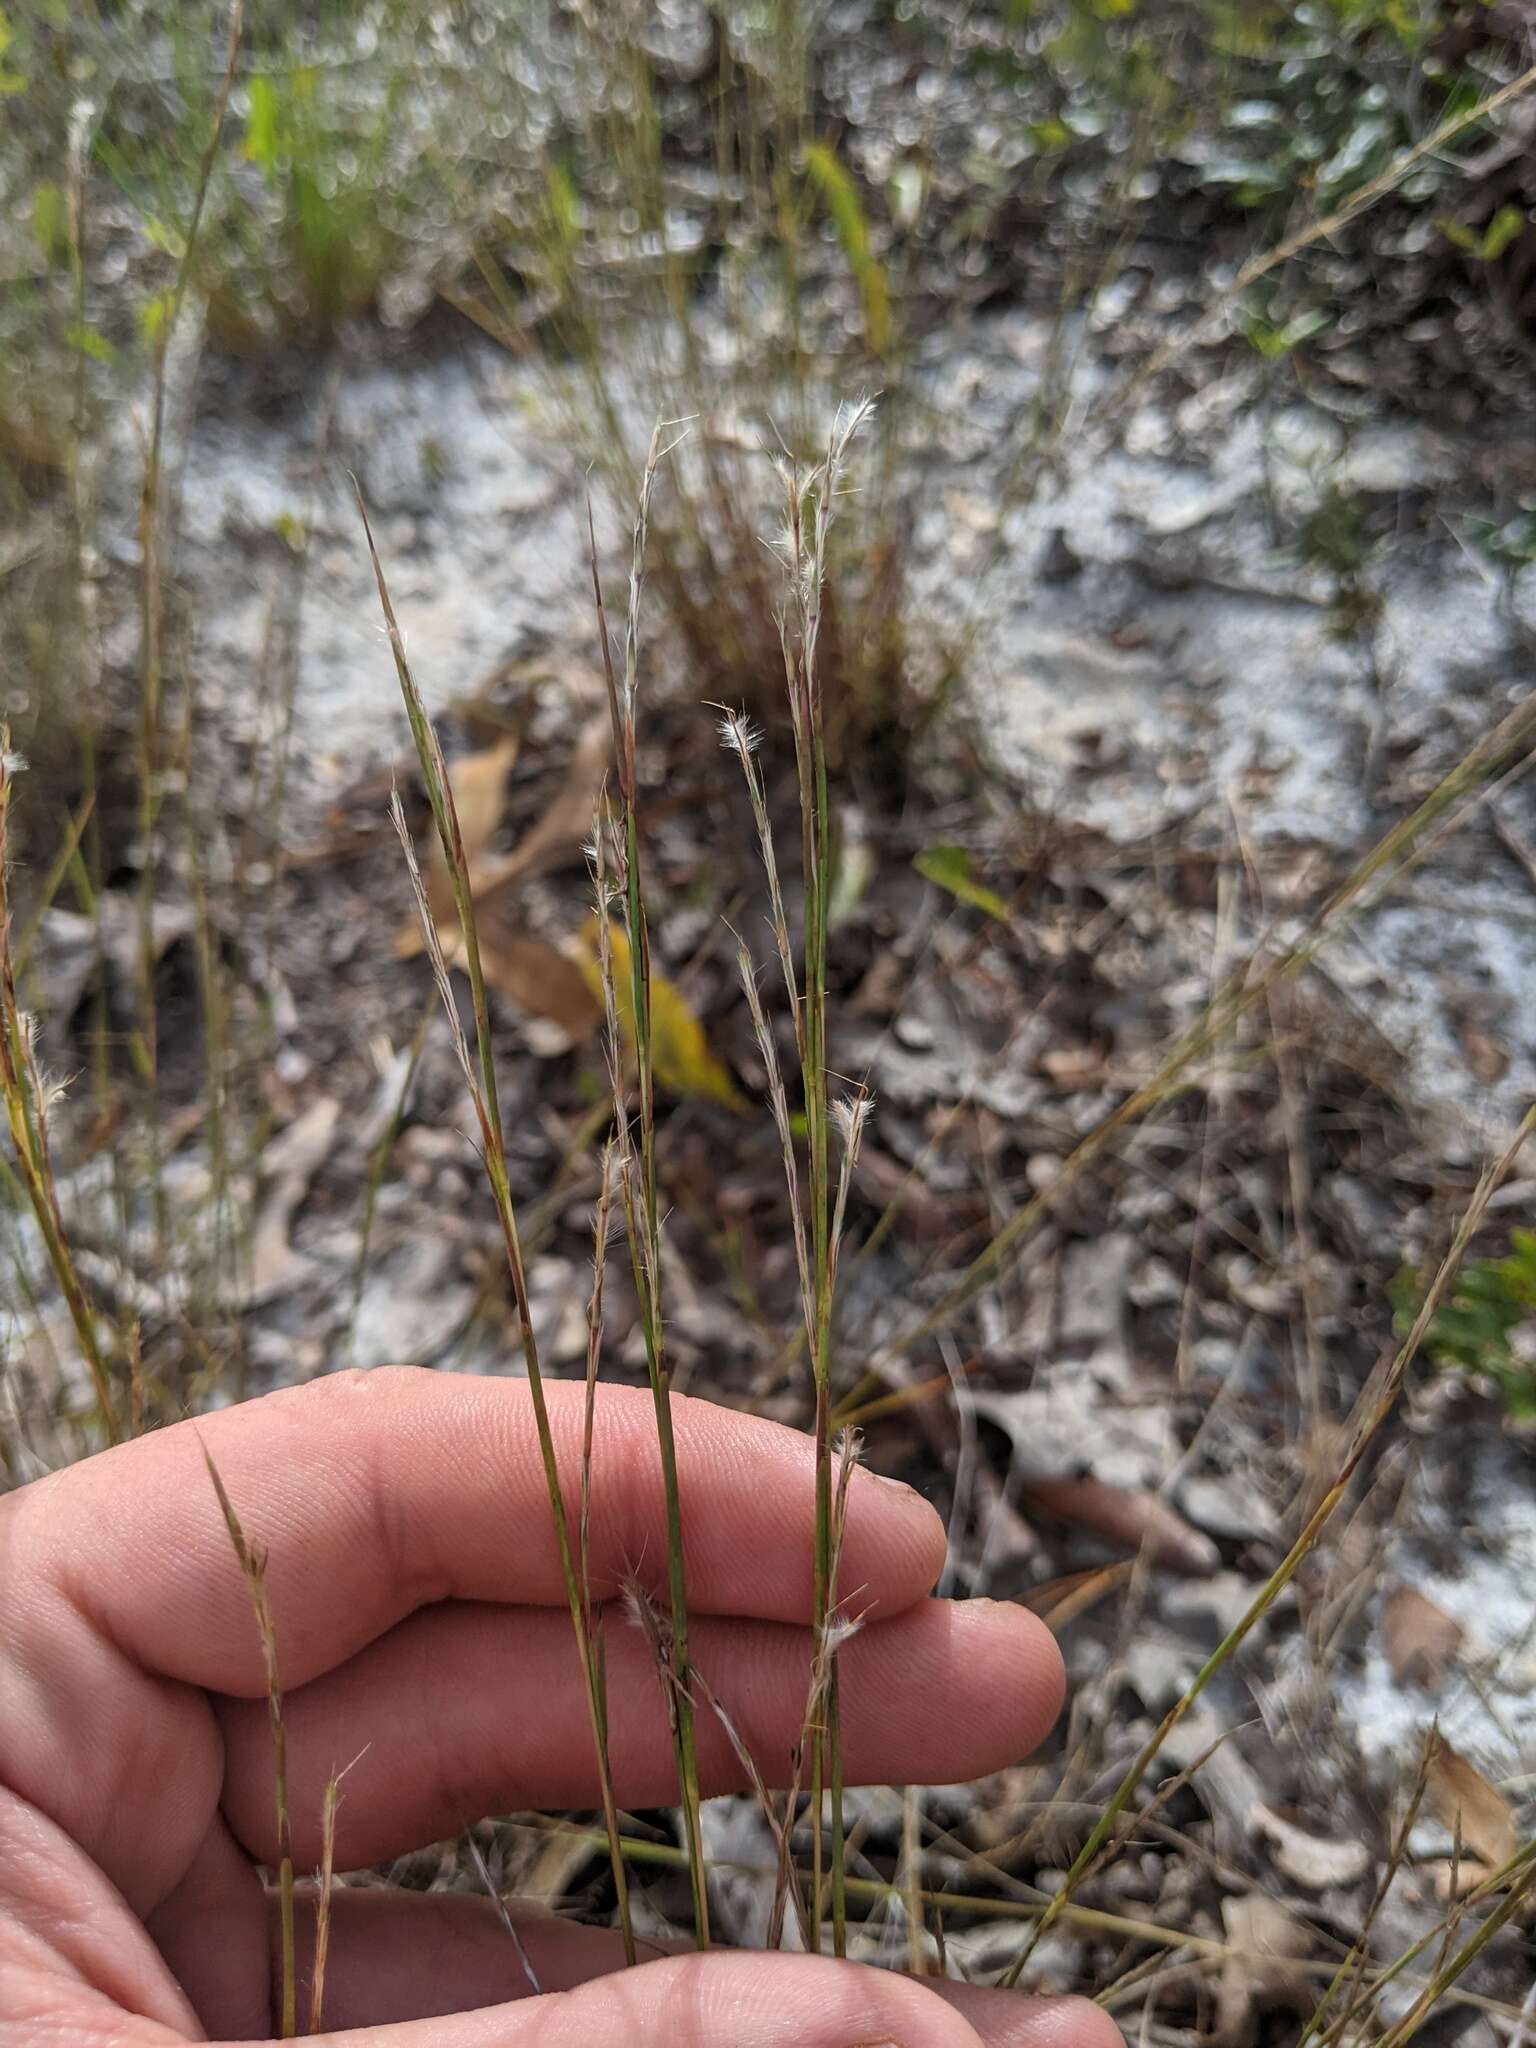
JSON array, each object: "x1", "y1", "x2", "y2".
[{"x1": 0, "y1": 1366, "x2": 1118, "y2": 2046}]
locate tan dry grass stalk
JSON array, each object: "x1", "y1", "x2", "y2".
[{"x1": 721, "y1": 397, "x2": 877, "y2": 1954}]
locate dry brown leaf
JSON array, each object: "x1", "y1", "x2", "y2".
[
  {"x1": 397, "y1": 717, "x2": 607, "y2": 962},
  {"x1": 1458, "y1": 1022, "x2": 1510, "y2": 1084},
  {"x1": 396, "y1": 731, "x2": 520, "y2": 956},
  {"x1": 1018, "y1": 1474, "x2": 1220, "y2": 1575},
  {"x1": 1216, "y1": 1893, "x2": 1314, "y2": 2048},
  {"x1": 1039, "y1": 1043, "x2": 1108, "y2": 1090},
  {"x1": 478, "y1": 926, "x2": 600, "y2": 1040},
  {"x1": 1382, "y1": 1583, "x2": 1463, "y2": 1690},
  {"x1": 1427, "y1": 1732, "x2": 1517, "y2": 1873},
  {"x1": 472, "y1": 715, "x2": 609, "y2": 899}
]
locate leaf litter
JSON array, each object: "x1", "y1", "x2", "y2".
[{"x1": 11, "y1": 257, "x2": 1536, "y2": 2036}]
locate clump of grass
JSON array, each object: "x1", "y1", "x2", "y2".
[
  {"x1": 200, "y1": 1442, "x2": 295, "y2": 2038},
  {"x1": 585, "y1": 425, "x2": 711, "y2": 1944},
  {"x1": 354, "y1": 481, "x2": 635, "y2": 1965}
]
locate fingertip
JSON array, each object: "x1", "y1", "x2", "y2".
[
  {"x1": 842, "y1": 1462, "x2": 948, "y2": 1610},
  {"x1": 1006, "y1": 1997, "x2": 1124, "y2": 2048},
  {"x1": 934, "y1": 1986, "x2": 1123, "y2": 2048},
  {"x1": 923, "y1": 1598, "x2": 1066, "y2": 1772}
]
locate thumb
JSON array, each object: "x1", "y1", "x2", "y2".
[{"x1": 285, "y1": 1950, "x2": 1009, "y2": 2048}]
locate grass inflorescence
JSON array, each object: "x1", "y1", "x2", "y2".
[
  {"x1": 586, "y1": 421, "x2": 711, "y2": 1945},
  {"x1": 355, "y1": 480, "x2": 636, "y2": 1966}
]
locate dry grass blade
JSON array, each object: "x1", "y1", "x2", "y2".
[
  {"x1": 1301, "y1": 1732, "x2": 1433, "y2": 2045},
  {"x1": 628, "y1": 1572, "x2": 811, "y2": 1948},
  {"x1": 0, "y1": 736, "x2": 121, "y2": 1444},
  {"x1": 1372, "y1": 1844, "x2": 1536, "y2": 2048},
  {"x1": 1002, "y1": 1097, "x2": 1536, "y2": 1987},
  {"x1": 357, "y1": 482, "x2": 635, "y2": 1967},
  {"x1": 200, "y1": 1443, "x2": 294, "y2": 2039},
  {"x1": 308, "y1": 1748, "x2": 366, "y2": 2036}
]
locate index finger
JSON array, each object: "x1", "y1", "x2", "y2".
[{"x1": 10, "y1": 1366, "x2": 946, "y2": 1696}]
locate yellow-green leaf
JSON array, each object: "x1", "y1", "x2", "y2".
[
  {"x1": 805, "y1": 142, "x2": 892, "y2": 356},
  {"x1": 64, "y1": 324, "x2": 118, "y2": 366},
  {"x1": 1480, "y1": 205, "x2": 1525, "y2": 262},
  {"x1": 139, "y1": 290, "x2": 175, "y2": 348},
  {"x1": 915, "y1": 843, "x2": 1010, "y2": 922},
  {"x1": 579, "y1": 920, "x2": 747, "y2": 1112},
  {"x1": 32, "y1": 182, "x2": 68, "y2": 266}
]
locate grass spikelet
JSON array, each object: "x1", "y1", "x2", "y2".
[{"x1": 357, "y1": 481, "x2": 635, "y2": 1966}]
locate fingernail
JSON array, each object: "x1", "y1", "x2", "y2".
[{"x1": 868, "y1": 1467, "x2": 924, "y2": 1498}]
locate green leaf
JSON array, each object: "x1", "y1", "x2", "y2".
[
  {"x1": 805, "y1": 142, "x2": 892, "y2": 356},
  {"x1": 245, "y1": 73, "x2": 282, "y2": 178},
  {"x1": 139, "y1": 290, "x2": 175, "y2": 347},
  {"x1": 141, "y1": 214, "x2": 187, "y2": 261},
  {"x1": 915, "y1": 843, "x2": 1011, "y2": 922},
  {"x1": 32, "y1": 181, "x2": 68, "y2": 266},
  {"x1": 63, "y1": 324, "x2": 118, "y2": 366},
  {"x1": 1480, "y1": 205, "x2": 1525, "y2": 262}
]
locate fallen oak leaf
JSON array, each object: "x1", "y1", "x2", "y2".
[
  {"x1": 468, "y1": 714, "x2": 609, "y2": 901},
  {"x1": 395, "y1": 730, "x2": 520, "y2": 957},
  {"x1": 478, "y1": 923, "x2": 601, "y2": 1042},
  {"x1": 1427, "y1": 1731, "x2": 1517, "y2": 1874},
  {"x1": 1382, "y1": 1583, "x2": 1463, "y2": 1690},
  {"x1": 396, "y1": 716, "x2": 607, "y2": 961}
]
